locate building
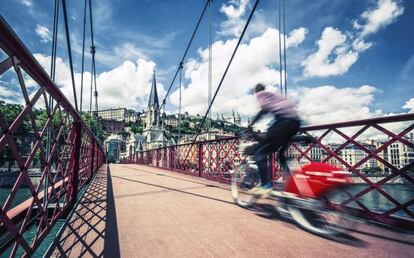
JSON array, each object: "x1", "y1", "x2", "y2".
[
  {"x1": 366, "y1": 137, "x2": 414, "y2": 173},
  {"x1": 145, "y1": 72, "x2": 160, "y2": 129},
  {"x1": 100, "y1": 119, "x2": 126, "y2": 134},
  {"x1": 104, "y1": 134, "x2": 125, "y2": 162},
  {"x1": 163, "y1": 114, "x2": 179, "y2": 128},
  {"x1": 125, "y1": 111, "x2": 140, "y2": 123},
  {"x1": 177, "y1": 130, "x2": 235, "y2": 144},
  {"x1": 216, "y1": 111, "x2": 242, "y2": 126},
  {"x1": 96, "y1": 108, "x2": 127, "y2": 121},
  {"x1": 126, "y1": 134, "x2": 145, "y2": 157},
  {"x1": 310, "y1": 145, "x2": 326, "y2": 162},
  {"x1": 128, "y1": 71, "x2": 175, "y2": 152},
  {"x1": 385, "y1": 139, "x2": 414, "y2": 170},
  {"x1": 96, "y1": 108, "x2": 140, "y2": 124}
]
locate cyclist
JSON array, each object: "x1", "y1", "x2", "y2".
[{"x1": 248, "y1": 83, "x2": 301, "y2": 197}]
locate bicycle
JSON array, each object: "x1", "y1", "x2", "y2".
[{"x1": 230, "y1": 130, "x2": 355, "y2": 237}]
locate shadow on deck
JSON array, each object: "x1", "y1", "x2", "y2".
[{"x1": 49, "y1": 165, "x2": 120, "y2": 258}]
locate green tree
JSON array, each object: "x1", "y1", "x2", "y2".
[
  {"x1": 130, "y1": 124, "x2": 143, "y2": 134},
  {"x1": 81, "y1": 112, "x2": 105, "y2": 143},
  {"x1": 0, "y1": 101, "x2": 31, "y2": 172}
]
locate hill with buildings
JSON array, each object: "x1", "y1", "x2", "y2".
[{"x1": 97, "y1": 71, "x2": 244, "y2": 162}]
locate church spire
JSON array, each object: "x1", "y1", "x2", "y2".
[{"x1": 148, "y1": 70, "x2": 159, "y2": 108}]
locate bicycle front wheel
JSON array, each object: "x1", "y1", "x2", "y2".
[{"x1": 231, "y1": 164, "x2": 260, "y2": 208}]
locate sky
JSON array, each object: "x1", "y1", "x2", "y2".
[{"x1": 0, "y1": 0, "x2": 413, "y2": 127}]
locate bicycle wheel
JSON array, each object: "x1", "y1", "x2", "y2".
[
  {"x1": 288, "y1": 188, "x2": 355, "y2": 237},
  {"x1": 231, "y1": 163, "x2": 260, "y2": 208},
  {"x1": 288, "y1": 204, "x2": 345, "y2": 236}
]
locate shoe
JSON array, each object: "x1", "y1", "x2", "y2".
[{"x1": 251, "y1": 183, "x2": 272, "y2": 198}]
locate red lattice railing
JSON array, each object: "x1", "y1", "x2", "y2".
[
  {"x1": 122, "y1": 114, "x2": 414, "y2": 229},
  {"x1": 0, "y1": 17, "x2": 105, "y2": 257}
]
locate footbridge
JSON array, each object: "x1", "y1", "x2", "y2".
[
  {"x1": 1, "y1": 1, "x2": 414, "y2": 257},
  {"x1": 49, "y1": 164, "x2": 414, "y2": 257}
]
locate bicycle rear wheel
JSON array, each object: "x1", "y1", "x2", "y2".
[
  {"x1": 289, "y1": 187, "x2": 355, "y2": 238},
  {"x1": 231, "y1": 163, "x2": 260, "y2": 208},
  {"x1": 288, "y1": 205, "x2": 344, "y2": 236}
]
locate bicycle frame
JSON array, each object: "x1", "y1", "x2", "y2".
[{"x1": 283, "y1": 162, "x2": 352, "y2": 198}]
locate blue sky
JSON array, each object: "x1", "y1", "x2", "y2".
[{"x1": 0, "y1": 0, "x2": 413, "y2": 125}]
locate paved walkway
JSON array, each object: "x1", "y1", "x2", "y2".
[{"x1": 51, "y1": 164, "x2": 414, "y2": 258}]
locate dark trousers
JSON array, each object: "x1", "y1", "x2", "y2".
[{"x1": 253, "y1": 118, "x2": 300, "y2": 185}]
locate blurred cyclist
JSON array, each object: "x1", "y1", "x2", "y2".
[{"x1": 248, "y1": 83, "x2": 301, "y2": 197}]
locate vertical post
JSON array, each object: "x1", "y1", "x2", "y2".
[
  {"x1": 156, "y1": 149, "x2": 160, "y2": 167},
  {"x1": 170, "y1": 147, "x2": 174, "y2": 171},
  {"x1": 96, "y1": 143, "x2": 99, "y2": 168},
  {"x1": 269, "y1": 152, "x2": 275, "y2": 183},
  {"x1": 198, "y1": 143, "x2": 203, "y2": 177},
  {"x1": 88, "y1": 140, "x2": 95, "y2": 184},
  {"x1": 71, "y1": 121, "x2": 82, "y2": 205}
]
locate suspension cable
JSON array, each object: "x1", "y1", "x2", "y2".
[
  {"x1": 89, "y1": 0, "x2": 98, "y2": 114},
  {"x1": 183, "y1": 0, "x2": 261, "y2": 163},
  {"x1": 93, "y1": 52, "x2": 98, "y2": 112},
  {"x1": 282, "y1": 0, "x2": 287, "y2": 97},
  {"x1": 89, "y1": 53, "x2": 93, "y2": 117},
  {"x1": 62, "y1": 0, "x2": 78, "y2": 112},
  {"x1": 207, "y1": 0, "x2": 213, "y2": 135},
  {"x1": 159, "y1": 0, "x2": 210, "y2": 112},
  {"x1": 44, "y1": 0, "x2": 60, "y2": 220},
  {"x1": 178, "y1": 62, "x2": 183, "y2": 139},
  {"x1": 80, "y1": 0, "x2": 87, "y2": 114},
  {"x1": 88, "y1": 0, "x2": 100, "y2": 137},
  {"x1": 207, "y1": 0, "x2": 213, "y2": 171},
  {"x1": 140, "y1": 0, "x2": 209, "y2": 148},
  {"x1": 278, "y1": 0, "x2": 283, "y2": 95},
  {"x1": 50, "y1": 0, "x2": 59, "y2": 82}
]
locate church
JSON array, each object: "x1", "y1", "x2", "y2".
[{"x1": 126, "y1": 71, "x2": 175, "y2": 155}]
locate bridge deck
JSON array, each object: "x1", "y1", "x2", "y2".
[{"x1": 51, "y1": 164, "x2": 414, "y2": 257}]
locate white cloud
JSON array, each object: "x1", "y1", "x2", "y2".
[
  {"x1": 286, "y1": 28, "x2": 308, "y2": 48},
  {"x1": 0, "y1": 86, "x2": 15, "y2": 98},
  {"x1": 301, "y1": 27, "x2": 372, "y2": 78},
  {"x1": 169, "y1": 26, "x2": 307, "y2": 117},
  {"x1": 302, "y1": 0, "x2": 404, "y2": 78},
  {"x1": 403, "y1": 98, "x2": 414, "y2": 113},
  {"x1": 98, "y1": 59, "x2": 166, "y2": 111},
  {"x1": 273, "y1": 84, "x2": 414, "y2": 145},
  {"x1": 0, "y1": 84, "x2": 20, "y2": 104},
  {"x1": 353, "y1": 0, "x2": 404, "y2": 37},
  {"x1": 33, "y1": 54, "x2": 166, "y2": 111},
  {"x1": 111, "y1": 43, "x2": 150, "y2": 61},
  {"x1": 19, "y1": 0, "x2": 32, "y2": 7},
  {"x1": 219, "y1": 0, "x2": 250, "y2": 37},
  {"x1": 94, "y1": 43, "x2": 151, "y2": 67},
  {"x1": 83, "y1": 39, "x2": 171, "y2": 68},
  {"x1": 35, "y1": 25, "x2": 52, "y2": 43},
  {"x1": 290, "y1": 85, "x2": 413, "y2": 143},
  {"x1": 291, "y1": 85, "x2": 382, "y2": 125}
]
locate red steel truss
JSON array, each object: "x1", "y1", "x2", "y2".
[
  {"x1": 123, "y1": 114, "x2": 414, "y2": 229},
  {"x1": 0, "y1": 17, "x2": 105, "y2": 256}
]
